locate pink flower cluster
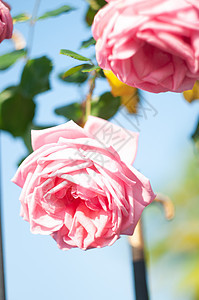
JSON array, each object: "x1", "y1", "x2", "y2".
[
  {"x1": 92, "y1": 0, "x2": 199, "y2": 93},
  {"x1": 0, "y1": 0, "x2": 13, "y2": 43},
  {"x1": 13, "y1": 117, "x2": 155, "y2": 250}
]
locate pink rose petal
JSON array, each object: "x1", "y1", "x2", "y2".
[
  {"x1": 12, "y1": 118, "x2": 155, "y2": 250},
  {"x1": 92, "y1": 0, "x2": 199, "y2": 93}
]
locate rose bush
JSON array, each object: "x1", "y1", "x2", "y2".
[
  {"x1": 92, "y1": 0, "x2": 199, "y2": 93},
  {"x1": 0, "y1": 0, "x2": 13, "y2": 43},
  {"x1": 12, "y1": 116, "x2": 155, "y2": 250}
]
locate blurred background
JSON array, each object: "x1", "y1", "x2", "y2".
[{"x1": 1, "y1": 0, "x2": 199, "y2": 299}]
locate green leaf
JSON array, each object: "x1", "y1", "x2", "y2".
[
  {"x1": 62, "y1": 64, "x2": 90, "y2": 77},
  {"x1": 58, "y1": 70, "x2": 88, "y2": 84},
  {"x1": 80, "y1": 37, "x2": 96, "y2": 49},
  {"x1": 58, "y1": 63, "x2": 93, "y2": 83},
  {"x1": 90, "y1": 0, "x2": 107, "y2": 9},
  {"x1": 0, "y1": 49, "x2": 27, "y2": 71},
  {"x1": 55, "y1": 92, "x2": 121, "y2": 123},
  {"x1": 96, "y1": 0, "x2": 107, "y2": 8},
  {"x1": 13, "y1": 13, "x2": 31, "y2": 23},
  {"x1": 0, "y1": 86, "x2": 35, "y2": 137},
  {"x1": 38, "y1": 5, "x2": 74, "y2": 20},
  {"x1": 20, "y1": 56, "x2": 53, "y2": 98},
  {"x1": 91, "y1": 92, "x2": 121, "y2": 120},
  {"x1": 55, "y1": 102, "x2": 83, "y2": 123},
  {"x1": 85, "y1": 6, "x2": 96, "y2": 26},
  {"x1": 98, "y1": 69, "x2": 106, "y2": 78},
  {"x1": 60, "y1": 49, "x2": 91, "y2": 62},
  {"x1": 85, "y1": 0, "x2": 106, "y2": 26},
  {"x1": 81, "y1": 65, "x2": 101, "y2": 73}
]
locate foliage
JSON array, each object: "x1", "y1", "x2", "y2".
[
  {"x1": 13, "y1": 13, "x2": 31, "y2": 23},
  {"x1": 150, "y1": 157, "x2": 199, "y2": 299},
  {"x1": 0, "y1": 56, "x2": 52, "y2": 155},
  {"x1": 0, "y1": 49, "x2": 27, "y2": 70},
  {"x1": 192, "y1": 120, "x2": 199, "y2": 143},
  {"x1": 0, "y1": 86, "x2": 35, "y2": 137},
  {"x1": 104, "y1": 70, "x2": 140, "y2": 113},
  {"x1": 37, "y1": 5, "x2": 75, "y2": 20},
  {"x1": 1, "y1": 0, "x2": 197, "y2": 160},
  {"x1": 85, "y1": 0, "x2": 107, "y2": 26},
  {"x1": 55, "y1": 92, "x2": 120, "y2": 123},
  {"x1": 80, "y1": 37, "x2": 96, "y2": 49},
  {"x1": 20, "y1": 56, "x2": 52, "y2": 98},
  {"x1": 58, "y1": 69, "x2": 89, "y2": 84},
  {"x1": 0, "y1": 1, "x2": 131, "y2": 162},
  {"x1": 60, "y1": 49, "x2": 92, "y2": 62}
]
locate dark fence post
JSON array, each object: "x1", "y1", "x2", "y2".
[
  {"x1": 129, "y1": 219, "x2": 149, "y2": 300},
  {"x1": 0, "y1": 132, "x2": 6, "y2": 300}
]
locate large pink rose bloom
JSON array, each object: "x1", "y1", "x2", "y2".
[
  {"x1": 92, "y1": 0, "x2": 199, "y2": 93},
  {"x1": 0, "y1": 0, "x2": 13, "y2": 43},
  {"x1": 12, "y1": 117, "x2": 155, "y2": 250}
]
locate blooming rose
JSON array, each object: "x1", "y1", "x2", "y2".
[
  {"x1": 0, "y1": 0, "x2": 13, "y2": 43},
  {"x1": 92, "y1": 0, "x2": 199, "y2": 93},
  {"x1": 12, "y1": 116, "x2": 155, "y2": 250}
]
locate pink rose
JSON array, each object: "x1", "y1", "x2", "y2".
[
  {"x1": 92, "y1": 0, "x2": 199, "y2": 93},
  {"x1": 12, "y1": 117, "x2": 155, "y2": 250},
  {"x1": 0, "y1": 0, "x2": 13, "y2": 43},
  {"x1": 1, "y1": 1, "x2": 11, "y2": 10}
]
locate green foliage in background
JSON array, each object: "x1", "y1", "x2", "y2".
[
  {"x1": 55, "y1": 92, "x2": 120, "y2": 123},
  {"x1": 150, "y1": 156, "x2": 199, "y2": 299},
  {"x1": 1, "y1": 0, "x2": 198, "y2": 162},
  {"x1": 0, "y1": 1, "x2": 126, "y2": 160}
]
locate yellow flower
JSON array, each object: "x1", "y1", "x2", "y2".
[
  {"x1": 104, "y1": 70, "x2": 139, "y2": 113},
  {"x1": 183, "y1": 81, "x2": 199, "y2": 103}
]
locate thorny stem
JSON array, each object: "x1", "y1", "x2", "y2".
[
  {"x1": 27, "y1": 0, "x2": 41, "y2": 59},
  {"x1": 83, "y1": 71, "x2": 97, "y2": 125},
  {"x1": 0, "y1": 132, "x2": 6, "y2": 300}
]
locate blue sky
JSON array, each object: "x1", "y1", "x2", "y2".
[{"x1": 1, "y1": 1, "x2": 199, "y2": 300}]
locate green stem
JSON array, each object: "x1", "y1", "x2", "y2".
[
  {"x1": 85, "y1": 72, "x2": 97, "y2": 122},
  {"x1": 85, "y1": 94, "x2": 91, "y2": 121},
  {"x1": 0, "y1": 132, "x2": 6, "y2": 300}
]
